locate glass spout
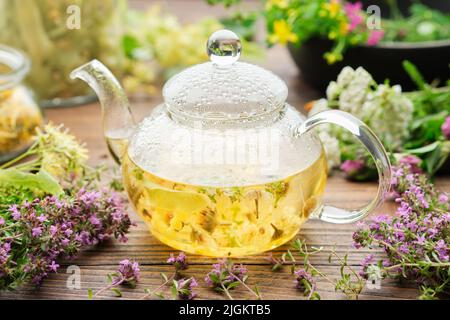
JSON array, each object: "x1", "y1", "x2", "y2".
[{"x1": 70, "y1": 60, "x2": 135, "y2": 163}]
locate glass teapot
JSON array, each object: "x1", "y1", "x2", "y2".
[{"x1": 71, "y1": 30, "x2": 391, "y2": 257}]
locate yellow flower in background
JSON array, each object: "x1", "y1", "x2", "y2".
[
  {"x1": 329, "y1": 20, "x2": 348, "y2": 39},
  {"x1": 324, "y1": 51, "x2": 342, "y2": 64},
  {"x1": 265, "y1": 0, "x2": 289, "y2": 10},
  {"x1": 269, "y1": 20, "x2": 298, "y2": 45},
  {"x1": 322, "y1": 0, "x2": 341, "y2": 18},
  {"x1": 339, "y1": 20, "x2": 349, "y2": 35},
  {"x1": 324, "y1": 52, "x2": 337, "y2": 64}
]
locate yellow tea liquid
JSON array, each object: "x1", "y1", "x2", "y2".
[{"x1": 122, "y1": 152, "x2": 327, "y2": 257}]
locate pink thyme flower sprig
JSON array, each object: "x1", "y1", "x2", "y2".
[
  {"x1": 294, "y1": 269, "x2": 318, "y2": 299},
  {"x1": 89, "y1": 253, "x2": 198, "y2": 300},
  {"x1": 171, "y1": 277, "x2": 198, "y2": 300},
  {"x1": 141, "y1": 252, "x2": 198, "y2": 300},
  {"x1": 205, "y1": 259, "x2": 262, "y2": 300},
  {"x1": 0, "y1": 190, "x2": 132, "y2": 288},
  {"x1": 353, "y1": 163, "x2": 450, "y2": 299},
  {"x1": 89, "y1": 259, "x2": 141, "y2": 299},
  {"x1": 270, "y1": 239, "x2": 364, "y2": 300}
]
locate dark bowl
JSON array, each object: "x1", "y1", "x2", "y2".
[{"x1": 288, "y1": 38, "x2": 450, "y2": 92}]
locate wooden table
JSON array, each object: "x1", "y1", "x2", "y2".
[{"x1": 1, "y1": 0, "x2": 449, "y2": 300}]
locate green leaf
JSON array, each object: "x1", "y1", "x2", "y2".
[
  {"x1": 403, "y1": 60, "x2": 426, "y2": 90},
  {"x1": 87, "y1": 288, "x2": 93, "y2": 299},
  {"x1": 286, "y1": 250, "x2": 295, "y2": 262},
  {"x1": 208, "y1": 273, "x2": 220, "y2": 284},
  {"x1": 310, "y1": 292, "x2": 321, "y2": 300},
  {"x1": 171, "y1": 281, "x2": 179, "y2": 299},
  {"x1": 0, "y1": 169, "x2": 63, "y2": 196},
  {"x1": 271, "y1": 263, "x2": 282, "y2": 272},
  {"x1": 160, "y1": 272, "x2": 168, "y2": 282},
  {"x1": 111, "y1": 287, "x2": 122, "y2": 297},
  {"x1": 226, "y1": 281, "x2": 240, "y2": 290},
  {"x1": 254, "y1": 285, "x2": 261, "y2": 298},
  {"x1": 215, "y1": 287, "x2": 225, "y2": 293},
  {"x1": 122, "y1": 34, "x2": 140, "y2": 58},
  {"x1": 128, "y1": 280, "x2": 137, "y2": 289},
  {"x1": 424, "y1": 144, "x2": 445, "y2": 175},
  {"x1": 431, "y1": 252, "x2": 442, "y2": 263},
  {"x1": 154, "y1": 292, "x2": 165, "y2": 299},
  {"x1": 410, "y1": 111, "x2": 448, "y2": 131},
  {"x1": 292, "y1": 239, "x2": 302, "y2": 250}
]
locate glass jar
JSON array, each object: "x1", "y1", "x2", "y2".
[
  {"x1": 0, "y1": 45, "x2": 43, "y2": 163},
  {"x1": 0, "y1": 0, "x2": 126, "y2": 108}
]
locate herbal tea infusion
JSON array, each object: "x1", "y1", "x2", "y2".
[{"x1": 123, "y1": 152, "x2": 327, "y2": 257}]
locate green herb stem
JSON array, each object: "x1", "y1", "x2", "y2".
[
  {"x1": 140, "y1": 274, "x2": 175, "y2": 300},
  {"x1": 92, "y1": 275, "x2": 124, "y2": 298},
  {"x1": 228, "y1": 269, "x2": 262, "y2": 300},
  {"x1": 220, "y1": 282, "x2": 234, "y2": 300}
]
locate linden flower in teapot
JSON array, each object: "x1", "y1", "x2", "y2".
[{"x1": 71, "y1": 30, "x2": 391, "y2": 257}]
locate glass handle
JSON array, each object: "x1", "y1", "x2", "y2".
[{"x1": 295, "y1": 110, "x2": 391, "y2": 224}]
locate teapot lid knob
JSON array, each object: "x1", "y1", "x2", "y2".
[{"x1": 207, "y1": 29, "x2": 242, "y2": 66}]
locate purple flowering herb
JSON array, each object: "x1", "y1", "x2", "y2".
[
  {"x1": 0, "y1": 242, "x2": 11, "y2": 269},
  {"x1": 205, "y1": 259, "x2": 261, "y2": 300},
  {"x1": 116, "y1": 259, "x2": 141, "y2": 285},
  {"x1": 438, "y1": 193, "x2": 449, "y2": 204},
  {"x1": 9, "y1": 205, "x2": 21, "y2": 220},
  {"x1": 267, "y1": 239, "x2": 365, "y2": 300},
  {"x1": 31, "y1": 227, "x2": 42, "y2": 238},
  {"x1": 93, "y1": 255, "x2": 191, "y2": 300},
  {"x1": 294, "y1": 268, "x2": 318, "y2": 299},
  {"x1": 340, "y1": 160, "x2": 365, "y2": 175},
  {"x1": 141, "y1": 252, "x2": 198, "y2": 300},
  {"x1": 266, "y1": 252, "x2": 288, "y2": 272},
  {"x1": 399, "y1": 155, "x2": 422, "y2": 174},
  {"x1": 0, "y1": 189, "x2": 132, "y2": 291},
  {"x1": 340, "y1": 158, "x2": 378, "y2": 181},
  {"x1": 353, "y1": 163, "x2": 450, "y2": 299},
  {"x1": 89, "y1": 259, "x2": 140, "y2": 299},
  {"x1": 167, "y1": 252, "x2": 188, "y2": 272},
  {"x1": 441, "y1": 116, "x2": 450, "y2": 140},
  {"x1": 171, "y1": 277, "x2": 198, "y2": 300}
]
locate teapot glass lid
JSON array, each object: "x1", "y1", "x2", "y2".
[{"x1": 162, "y1": 30, "x2": 288, "y2": 122}]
